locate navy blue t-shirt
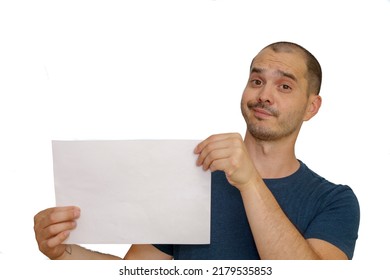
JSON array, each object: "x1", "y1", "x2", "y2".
[{"x1": 154, "y1": 161, "x2": 360, "y2": 259}]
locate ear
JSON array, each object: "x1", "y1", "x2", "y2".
[{"x1": 303, "y1": 95, "x2": 322, "y2": 121}]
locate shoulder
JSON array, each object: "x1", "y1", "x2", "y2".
[{"x1": 301, "y1": 162, "x2": 359, "y2": 205}]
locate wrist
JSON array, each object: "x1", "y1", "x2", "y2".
[
  {"x1": 53, "y1": 245, "x2": 72, "y2": 260},
  {"x1": 238, "y1": 174, "x2": 263, "y2": 194}
]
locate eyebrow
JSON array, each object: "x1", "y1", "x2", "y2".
[{"x1": 250, "y1": 67, "x2": 298, "y2": 83}]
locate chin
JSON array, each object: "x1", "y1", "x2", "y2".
[{"x1": 247, "y1": 124, "x2": 278, "y2": 141}]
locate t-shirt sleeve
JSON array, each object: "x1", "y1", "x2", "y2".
[
  {"x1": 153, "y1": 244, "x2": 174, "y2": 257},
  {"x1": 304, "y1": 186, "x2": 360, "y2": 259}
]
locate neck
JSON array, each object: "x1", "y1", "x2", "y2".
[{"x1": 244, "y1": 131, "x2": 300, "y2": 179}]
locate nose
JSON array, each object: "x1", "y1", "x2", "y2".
[{"x1": 256, "y1": 84, "x2": 274, "y2": 105}]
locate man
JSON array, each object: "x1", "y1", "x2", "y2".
[{"x1": 34, "y1": 41, "x2": 360, "y2": 260}]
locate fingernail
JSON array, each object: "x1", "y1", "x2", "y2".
[{"x1": 74, "y1": 208, "x2": 80, "y2": 218}]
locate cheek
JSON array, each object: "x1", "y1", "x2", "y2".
[
  {"x1": 283, "y1": 103, "x2": 308, "y2": 123},
  {"x1": 240, "y1": 92, "x2": 252, "y2": 118},
  {"x1": 241, "y1": 87, "x2": 256, "y2": 103},
  {"x1": 240, "y1": 90, "x2": 250, "y2": 106}
]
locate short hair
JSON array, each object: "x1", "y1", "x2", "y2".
[{"x1": 254, "y1": 41, "x2": 322, "y2": 95}]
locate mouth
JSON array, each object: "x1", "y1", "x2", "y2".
[
  {"x1": 252, "y1": 107, "x2": 274, "y2": 119},
  {"x1": 247, "y1": 102, "x2": 278, "y2": 120}
]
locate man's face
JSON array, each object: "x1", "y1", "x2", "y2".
[{"x1": 241, "y1": 48, "x2": 316, "y2": 142}]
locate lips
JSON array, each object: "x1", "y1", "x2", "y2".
[
  {"x1": 246, "y1": 101, "x2": 278, "y2": 119},
  {"x1": 253, "y1": 107, "x2": 273, "y2": 118}
]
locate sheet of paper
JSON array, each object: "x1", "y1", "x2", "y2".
[{"x1": 52, "y1": 140, "x2": 211, "y2": 244}]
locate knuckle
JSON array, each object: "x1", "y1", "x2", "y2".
[
  {"x1": 209, "y1": 149, "x2": 217, "y2": 158},
  {"x1": 38, "y1": 240, "x2": 49, "y2": 252},
  {"x1": 47, "y1": 225, "x2": 57, "y2": 236},
  {"x1": 230, "y1": 158, "x2": 240, "y2": 169},
  {"x1": 232, "y1": 133, "x2": 243, "y2": 140},
  {"x1": 202, "y1": 144, "x2": 211, "y2": 154},
  {"x1": 33, "y1": 224, "x2": 39, "y2": 234},
  {"x1": 210, "y1": 133, "x2": 219, "y2": 139},
  {"x1": 45, "y1": 238, "x2": 55, "y2": 249},
  {"x1": 33, "y1": 213, "x2": 39, "y2": 224},
  {"x1": 34, "y1": 210, "x2": 45, "y2": 225},
  {"x1": 48, "y1": 212, "x2": 56, "y2": 224},
  {"x1": 202, "y1": 144, "x2": 215, "y2": 156},
  {"x1": 232, "y1": 147, "x2": 243, "y2": 159},
  {"x1": 232, "y1": 137, "x2": 243, "y2": 146},
  {"x1": 206, "y1": 134, "x2": 217, "y2": 143},
  {"x1": 38, "y1": 242, "x2": 44, "y2": 252},
  {"x1": 225, "y1": 168, "x2": 234, "y2": 177}
]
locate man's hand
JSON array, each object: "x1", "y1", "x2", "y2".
[
  {"x1": 194, "y1": 133, "x2": 260, "y2": 192},
  {"x1": 33, "y1": 206, "x2": 80, "y2": 259}
]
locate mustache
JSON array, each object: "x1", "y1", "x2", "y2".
[{"x1": 247, "y1": 101, "x2": 279, "y2": 117}]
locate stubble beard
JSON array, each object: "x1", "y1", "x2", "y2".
[{"x1": 241, "y1": 100, "x2": 302, "y2": 142}]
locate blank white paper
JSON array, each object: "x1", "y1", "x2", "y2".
[{"x1": 52, "y1": 140, "x2": 211, "y2": 244}]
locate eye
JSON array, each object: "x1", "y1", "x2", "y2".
[
  {"x1": 279, "y1": 84, "x2": 292, "y2": 92},
  {"x1": 250, "y1": 79, "x2": 263, "y2": 87}
]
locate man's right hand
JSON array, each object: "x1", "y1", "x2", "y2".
[{"x1": 33, "y1": 206, "x2": 80, "y2": 259}]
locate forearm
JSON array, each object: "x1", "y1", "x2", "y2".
[
  {"x1": 240, "y1": 176, "x2": 320, "y2": 260},
  {"x1": 55, "y1": 244, "x2": 122, "y2": 260}
]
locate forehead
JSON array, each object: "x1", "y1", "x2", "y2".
[{"x1": 251, "y1": 48, "x2": 308, "y2": 81}]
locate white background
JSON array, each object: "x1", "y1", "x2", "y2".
[{"x1": 1, "y1": 0, "x2": 389, "y2": 266}]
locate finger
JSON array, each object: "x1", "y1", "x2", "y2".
[
  {"x1": 41, "y1": 221, "x2": 77, "y2": 240},
  {"x1": 196, "y1": 140, "x2": 231, "y2": 167},
  {"x1": 196, "y1": 134, "x2": 244, "y2": 166},
  {"x1": 34, "y1": 206, "x2": 78, "y2": 225},
  {"x1": 43, "y1": 230, "x2": 71, "y2": 249},
  {"x1": 35, "y1": 207, "x2": 80, "y2": 230},
  {"x1": 194, "y1": 133, "x2": 237, "y2": 154},
  {"x1": 200, "y1": 148, "x2": 231, "y2": 171}
]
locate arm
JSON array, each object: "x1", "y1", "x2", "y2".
[
  {"x1": 239, "y1": 176, "x2": 347, "y2": 259},
  {"x1": 57, "y1": 244, "x2": 122, "y2": 260},
  {"x1": 195, "y1": 133, "x2": 347, "y2": 260},
  {"x1": 57, "y1": 244, "x2": 173, "y2": 260},
  {"x1": 124, "y1": 245, "x2": 173, "y2": 260}
]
